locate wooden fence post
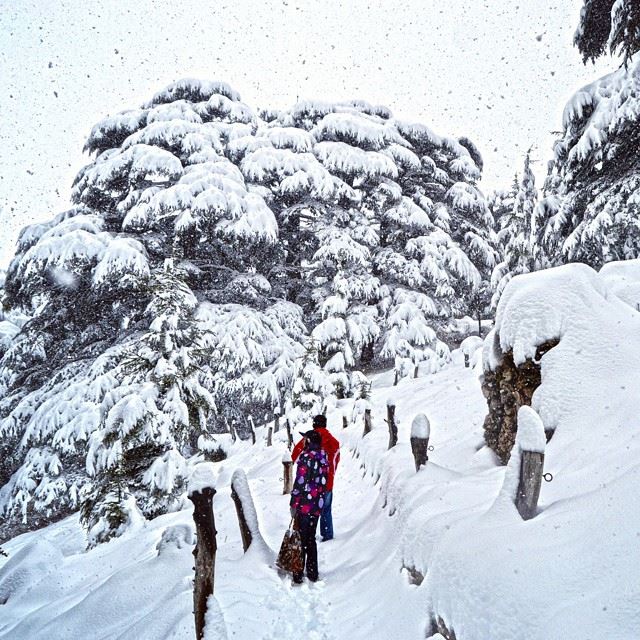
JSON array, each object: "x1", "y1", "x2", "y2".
[
  {"x1": 514, "y1": 406, "x2": 546, "y2": 521},
  {"x1": 516, "y1": 450, "x2": 544, "y2": 520},
  {"x1": 274, "y1": 411, "x2": 280, "y2": 433},
  {"x1": 363, "y1": 407, "x2": 372, "y2": 436},
  {"x1": 410, "y1": 414, "x2": 430, "y2": 471},
  {"x1": 282, "y1": 451, "x2": 294, "y2": 494},
  {"x1": 267, "y1": 426, "x2": 273, "y2": 447},
  {"x1": 387, "y1": 400, "x2": 398, "y2": 449},
  {"x1": 342, "y1": 415, "x2": 348, "y2": 429},
  {"x1": 188, "y1": 463, "x2": 218, "y2": 640},
  {"x1": 230, "y1": 469, "x2": 267, "y2": 553},
  {"x1": 248, "y1": 416, "x2": 257, "y2": 445}
]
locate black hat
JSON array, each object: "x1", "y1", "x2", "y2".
[
  {"x1": 301, "y1": 429, "x2": 322, "y2": 448},
  {"x1": 312, "y1": 414, "x2": 327, "y2": 428}
]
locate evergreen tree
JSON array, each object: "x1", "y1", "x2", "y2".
[
  {"x1": 81, "y1": 263, "x2": 215, "y2": 545},
  {"x1": 0, "y1": 80, "x2": 302, "y2": 540},
  {"x1": 489, "y1": 178, "x2": 519, "y2": 252},
  {"x1": 537, "y1": 7, "x2": 640, "y2": 268},
  {"x1": 575, "y1": 0, "x2": 640, "y2": 65},
  {"x1": 491, "y1": 152, "x2": 538, "y2": 308}
]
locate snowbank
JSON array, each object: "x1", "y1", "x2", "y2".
[{"x1": 425, "y1": 262, "x2": 640, "y2": 638}]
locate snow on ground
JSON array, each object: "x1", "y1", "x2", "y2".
[
  {"x1": 0, "y1": 359, "x2": 485, "y2": 640},
  {"x1": 2, "y1": 261, "x2": 640, "y2": 640}
]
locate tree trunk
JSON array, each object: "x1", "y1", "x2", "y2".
[
  {"x1": 515, "y1": 451, "x2": 544, "y2": 520},
  {"x1": 189, "y1": 487, "x2": 217, "y2": 640},
  {"x1": 387, "y1": 403, "x2": 397, "y2": 449},
  {"x1": 285, "y1": 419, "x2": 293, "y2": 449},
  {"x1": 360, "y1": 340, "x2": 375, "y2": 367},
  {"x1": 228, "y1": 420, "x2": 237, "y2": 443}
]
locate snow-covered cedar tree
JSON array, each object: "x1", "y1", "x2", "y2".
[
  {"x1": 372, "y1": 122, "x2": 494, "y2": 381},
  {"x1": 535, "y1": 6, "x2": 640, "y2": 268},
  {"x1": 234, "y1": 100, "x2": 490, "y2": 389},
  {"x1": 80, "y1": 263, "x2": 216, "y2": 546},
  {"x1": 489, "y1": 178, "x2": 518, "y2": 252},
  {"x1": 491, "y1": 151, "x2": 538, "y2": 308},
  {"x1": 0, "y1": 79, "x2": 491, "y2": 541},
  {"x1": 574, "y1": 0, "x2": 640, "y2": 65},
  {"x1": 0, "y1": 80, "x2": 303, "y2": 542}
]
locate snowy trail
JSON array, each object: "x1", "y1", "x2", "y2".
[{"x1": 237, "y1": 436, "x2": 424, "y2": 639}]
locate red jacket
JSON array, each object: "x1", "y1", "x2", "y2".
[{"x1": 292, "y1": 426, "x2": 340, "y2": 491}]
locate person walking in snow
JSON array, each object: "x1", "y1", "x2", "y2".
[
  {"x1": 290, "y1": 429, "x2": 330, "y2": 583},
  {"x1": 292, "y1": 414, "x2": 340, "y2": 541}
]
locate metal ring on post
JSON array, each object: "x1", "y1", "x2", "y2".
[
  {"x1": 428, "y1": 445, "x2": 434, "y2": 451},
  {"x1": 543, "y1": 472, "x2": 553, "y2": 482}
]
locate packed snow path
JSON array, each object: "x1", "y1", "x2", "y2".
[
  {"x1": 216, "y1": 361, "x2": 489, "y2": 639},
  {"x1": 218, "y1": 432, "x2": 425, "y2": 639}
]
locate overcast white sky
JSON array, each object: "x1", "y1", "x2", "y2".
[{"x1": 0, "y1": 0, "x2": 611, "y2": 267}]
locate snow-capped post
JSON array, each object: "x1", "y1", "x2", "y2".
[
  {"x1": 515, "y1": 406, "x2": 546, "y2": 520},
  {"x1": 386, "y1": 399, "x2": 398, "y2": 449},
  {"x1": 460, "y1": 336, "x2": 483, "y2": 369},
  {"x1": 410, "y1": 414, "x2": 430, "y2": 471},
  {"x1": 267, "y1": 425, "x2": 273, "y2": 447},
  {"x1": 363, "y1": 408, "x2": 372, "y2": 436},
  {"x1": 230, "y1": 469, "x2": 265, "y2": 553},
  {"x1": 342, "y1": 415, "x2": 348, "y2": 429},
  {"x1": 188, "y1": 463, "x2": 218, "y2": 640},
  {"x1": 282, "y1": 450, "x2": 294, "y2": 494}
]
